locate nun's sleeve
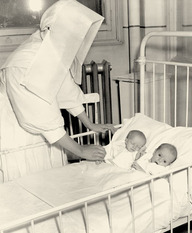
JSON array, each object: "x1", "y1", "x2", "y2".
[
  {"x1": 67, "y1": 105, "x2": 84, "y2": 117},
  {"x1": 57, "y1": 71, "x2": 85, "y2": 117}
]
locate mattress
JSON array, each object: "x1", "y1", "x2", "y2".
[{"x1": 0, "y1": 161, "x2": 181, "y2": 233}]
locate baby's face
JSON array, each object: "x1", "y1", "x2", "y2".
[
  {"x1": 125, "y1": 135, "x2": 145, "y2": 152},
  {"x1": 151, "y1": 147, "x2": 175, "y2": 167}
]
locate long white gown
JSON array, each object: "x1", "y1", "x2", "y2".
[{"x1": 0, "y1": 0, "x2": 103, "y2": 182}]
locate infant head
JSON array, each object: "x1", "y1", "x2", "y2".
[
  {"x1": 125, "y1": 130, "x2": 146, "y2": 152},
  {"x1": 151, "y1": 143, "x2": 177, "y2": 167}
]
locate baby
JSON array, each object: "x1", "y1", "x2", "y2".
[
  {"x1": 104, "y1": 130, "x2": 147, "y2": 169},
  {"x1": 125, "y1": 130, "x2": 147, "y2": 159},
  {"x1": 132, "y1": 143, "x2": 177, "y2": 175}
]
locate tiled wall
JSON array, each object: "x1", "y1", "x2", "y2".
[
  {"x1": 178, "y1": 0, "x2": 192, "y2": 59},
  {"x1": 117, "y1": 0, "x2": 171, "y2": 121},
  {"x1": 128, "y1": 0, "x2": 168, "y2": 71}
]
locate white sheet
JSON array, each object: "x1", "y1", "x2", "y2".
[
  {"x1": 105, "y1": 113, "x2": 192, "y2": 217},
  {"x1": 0, "y1": 181, "x2": 51, "y2": 226},
  {"x1": 16, "y1": 162, "x2": 146, "y2": 205},
  {"x1": 2, "y1": 113, "x2": 191, "y2": 232},
  {"x1": 0, "y1": 162, "x2": 181, "y2": 233}
]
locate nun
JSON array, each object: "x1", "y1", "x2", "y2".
[{"x1": 0, "y1": 0, "x2": 115, "y2": 181}]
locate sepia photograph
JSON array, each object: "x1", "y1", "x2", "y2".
[{"x1": 0, "y1": 0, "x2": 192, "y2": 233}]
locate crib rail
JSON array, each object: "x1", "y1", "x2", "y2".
[
  {"x1": 132, "y1": 31, "x2": 192, "y2": 233},
  {"x1": 136, "y1": 31, "x2": 192, "y2": 127},
  {"x1": 3, "y1": 32, "x2": 192, "y2": 233},
  {"x1": 70, "y1": 124, "x2": 122, "y2": 146},
  {"x1": 1, "y1": 161, "x2": 192, "y2": 233}
]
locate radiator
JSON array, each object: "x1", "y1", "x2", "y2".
[
  {"x1": 61, "y1": 60, "x2": 112, "y2": 138},
  {"x1": 81, "y1": 60, "x2": 112, "y2": 124}
]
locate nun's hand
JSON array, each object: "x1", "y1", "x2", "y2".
[
  {"x1": 81, "y1": 145, "x2": 106, "y2": 161},
  {"x1": 90, "y1": 123, "x2": 117, "y2": 134}
]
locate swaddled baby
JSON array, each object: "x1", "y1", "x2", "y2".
[
  {"x1": 132, "y1": 143, "x2": 177, "y2": 175},
  {"x1": 103, "y1": 130, "x2": 147, "y2": 169}
]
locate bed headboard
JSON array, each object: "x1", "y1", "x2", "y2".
[{"x1": 136, "y1": 31, "x2": 192, "y2": 127}]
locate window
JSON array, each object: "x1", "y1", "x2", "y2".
[
  {"x1": 0, "y1": 0, "x2": 123, "y2": 45},
  {"x1": 78, "y1": 0, "x2": 123, "y2": 44},
  {"x1": 77, "y1": 0, "x2": 103, "y2": 15}
]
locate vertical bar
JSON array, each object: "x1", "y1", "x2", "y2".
[
  {"x1": 187, "y1": 167, "x2": 191, "y2": 232},
  {"x1": 130, "y1": 187, "x2": 135, "y2": 233},
  {"x1": 133, "y1": 60, "x2": 139, "y2": 113},
  {"x1": 150, "y1": 179, "x2": 155, "y2": 232},
  {"x1": 174, "y1": 66, "x2": 177, "y2": 127},
  {"x1": 77, "y1": 136, "x2": 82, "y2": 162},
  {"x1": 59, "y1": 211, "x2": 64, "y2": 233},
  {"x1": 139, "y1": 57, "x2": 146, "y2": 114},
  {"x1": 152, "y1": 63, "x2": 156, "y2": 119},
  {"x1": 84, "y1": 202, "x2": 89, "y2": 233},
  {"x1": 95, "y1": 99, "x2": 99, "y2": 124},
  {"x1": 31, "y1": 220, "x2": 35, "y2": 233},
  {"x1": 93, "y1": 133, "x2": 98, "y2": 145},
  {"x1": 186, "y1": 66, "x2": 189, "y2": 127},
  {"x1": 101, "y1": 61, "x2": 107, "y2": 124},
  {"x1": 169, "y1": 173, "x2": 173, "y2": 233},
  {"x1": 94, "y1": 101, "x2": 99, "y2": 145},
  {"x1": 116, "y1": 80, "x2": 122, "y2": 123},
  {"x1": 102, "y1": 60, "x2": 112, "y2": 123},
  {"x1": 78, "y1": 119, "x2": 83, "y2": 145},
  {"x1": 84, "y1": 103, "x2": 90, "y2": 144},
  {"x1": 91, "y1": 61, "x2": 101, "y2": 124},
  {"x1": 108, "y1": 130, "x2": 112, "y2": 142},
  {"x1": 68, "y1": 115, "x2": 74, "y2": 136},
  {"x1": 163, "y1": 64, "x2": 167, "y2": 123},
  {"x1": 81, "y1": 64, "x2": 88, "y2": 93},
  {"x1": 108, "y1": 194, "x2": 113, "y2": 233}
]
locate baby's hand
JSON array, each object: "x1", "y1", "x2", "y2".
[
  {"x1": 132, "y1": 161, "x2": 140, "y2": 170},
  {"x1": 132, "y1": 161, "x2": 145, "y2": 172},
  {"x1": 135, "y1": 146, "x2": 146, "y2": 160}
]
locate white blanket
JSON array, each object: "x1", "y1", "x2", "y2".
[
  {"x1": 2, "y1": 113, "x2": 192, "y2": 232},
  {"x1": 0, "y1": 162, "x2": 180, "y2": 233},
  {"x1": 104, "y1": 113, "x2": 192, "y2": 217}
]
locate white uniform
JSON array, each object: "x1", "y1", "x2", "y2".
[{"x1": 0, "y1": 0, "x2": 103, "y2": 181}]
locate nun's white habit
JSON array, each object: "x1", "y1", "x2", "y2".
[{"x1": 0, "y1": 0, "x2": 103, "y2": 181}]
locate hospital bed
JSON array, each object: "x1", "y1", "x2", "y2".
[{"x1": 1, "y1": 31, "x2": 192, "y2": 233}]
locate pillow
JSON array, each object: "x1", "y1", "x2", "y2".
[
  {"x1": 112, "y1": 113, "x2": 192, "y2": 167},
  {"x1": 113, "y1": 113, "x2": 172, "y2": 144},
  {"x1": 111, "y1": 113, "x2": 192, "y2": 217}
]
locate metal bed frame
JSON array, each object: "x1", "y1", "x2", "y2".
[{"x1": 1, "y1": 31, "x2": 192, "y2": 233}]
